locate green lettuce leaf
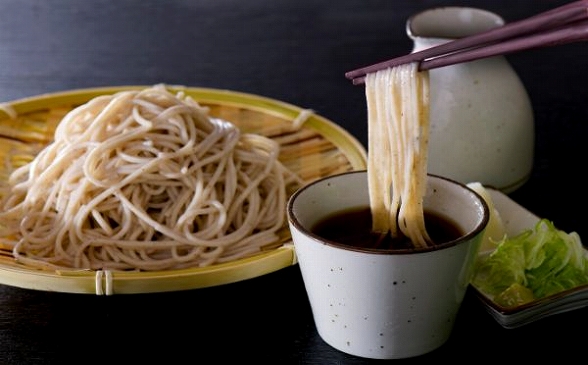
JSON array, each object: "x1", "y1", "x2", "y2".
[{"x1": 472, "y1": 219, "x2": 587, "y2": 308}]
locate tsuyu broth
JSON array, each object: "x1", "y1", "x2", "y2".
[{"x1": 310, "y1": 206, "x2": 463, "y2": 250}]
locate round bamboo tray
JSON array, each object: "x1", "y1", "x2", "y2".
[{"x1": 0, "y1": 85, "x2": 367, "y2": 294}]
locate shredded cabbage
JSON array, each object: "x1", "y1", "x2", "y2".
[{"x1": 472, "y1": 219, "x2": 587, "y2": 308}]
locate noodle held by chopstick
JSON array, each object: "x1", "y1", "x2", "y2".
[
  {"x1": 0, "y1": 85, "x2": 303, "y2": 271},
  {"x1": 365, "y1": 63, "x2": 431, "y2": 248}
]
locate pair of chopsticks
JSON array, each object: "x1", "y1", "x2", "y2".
[{"x1": 345, "y1": 0, "x2": 588, "y2": 85}]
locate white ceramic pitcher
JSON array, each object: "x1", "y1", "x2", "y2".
[{"x1": 407, "y1": 7, "x2": 534, "y2": 193}]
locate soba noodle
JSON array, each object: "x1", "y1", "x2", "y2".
[
  {"x1": 0, "y1": 85, "x2": 303, "y2": 271},
  {"x1": 365, "y1": 63, "x2": 431, "y2": 248}
]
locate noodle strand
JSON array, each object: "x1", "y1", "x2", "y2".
[
  {"x1": 365, "y1": 63, "x2": 432, "y2": 248},
  {"x1": 0, "y1": 85, "x2": 303, "y2": 271}
]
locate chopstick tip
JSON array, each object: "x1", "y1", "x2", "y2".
[
  {"x1": 351, "y1": 77, "x2": 366, "y2": 85},
  {"x1": 344, "y1": 70, "x2": 360, "y2": 80}
]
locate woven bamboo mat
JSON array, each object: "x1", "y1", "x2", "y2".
[{"x1": 0, "y1": 86, "x2": 367, "y2": 294}]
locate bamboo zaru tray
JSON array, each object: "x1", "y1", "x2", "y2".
[{"x1": 0, "y1": 86, "x2": 367, "y2": 295}]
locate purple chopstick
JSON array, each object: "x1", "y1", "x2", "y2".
[{"x1": 345, "y1": 0, "x2": 588, "y2": 85}]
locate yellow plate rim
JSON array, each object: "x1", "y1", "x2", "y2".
[{"x1": 0, "y1": 85, "x2": 367, "y2": 294}]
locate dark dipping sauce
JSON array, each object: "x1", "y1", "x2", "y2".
[{"x1": 310, "y1": 206, "x2": 463, "y2": 250}]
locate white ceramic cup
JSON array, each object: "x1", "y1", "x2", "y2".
[{"x1": 287, "y1": 171, "x2": 489, "y2": 359}]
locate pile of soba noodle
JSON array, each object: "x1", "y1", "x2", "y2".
[
  {"x1": 0, "y1": 85, "x2": 303, "y2": 271},
  {"x1": 365, "y1": 63, "x2": 432, "y2": 248}
]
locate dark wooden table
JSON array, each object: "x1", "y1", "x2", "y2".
[{"x1": 0, "y1": 0, "x2": 586, "y2": 363}]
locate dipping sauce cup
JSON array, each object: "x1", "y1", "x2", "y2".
[{"x1": 287, "y1": 171, "x2": 489, "y2": 359}]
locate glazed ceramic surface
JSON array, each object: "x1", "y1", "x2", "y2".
[
  {"x1": 407, "y1": 7, "x2": 535, "y2": 193},
  {"x1": 287, "y1": 171, "x2": 488, "y2": 359}
]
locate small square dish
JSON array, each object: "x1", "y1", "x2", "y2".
[{"x1": 470, "y1": 187, "x2": 588, "y2": 329}]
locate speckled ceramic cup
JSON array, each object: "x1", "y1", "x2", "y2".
[{"x1": 287, "y1": 171, "x2": 488, "y2": 359}]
